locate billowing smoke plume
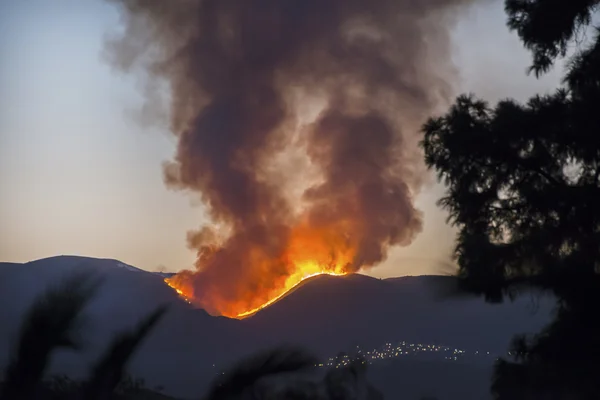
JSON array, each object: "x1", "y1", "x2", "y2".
[{"x1": 106, "y1": 0, "x2": 473, "y2": 317}]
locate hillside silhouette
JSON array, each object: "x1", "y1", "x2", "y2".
[
  {"x1": 0, "y1": 274, "x2": 383, "y2": 399},
  {"x1": 1, "y1": 256, "x2": 553, "y2": 398}
]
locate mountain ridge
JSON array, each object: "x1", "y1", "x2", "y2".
[{"x1": 0, "y1": 255, "x2": 555, "y2": 399}]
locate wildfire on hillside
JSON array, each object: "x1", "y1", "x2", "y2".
[
  {"x1": 165, "y1": 221, "x2": 355, "y2": 318},
  {"x1": 109, "y1": 0, "x2": 471, "y2": 322}
]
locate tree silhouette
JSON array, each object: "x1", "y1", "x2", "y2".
[
  {"x1": 422, "y1": 1, "x2": 599, "y2": 398},
  {"x1": 505, "y1": 0, "x2": 600, "y2": 76},
  {"x1": 491, "y1": 293, "x2": 600, "y2": 399},
  {"x1": 422, "y1": 89, "x2": 600, "y2": 301},
  {"x1": 202, "y1": 346, "x2": 319, "y2": 400},
  {"x1": 423, "y1": 3, "x2": 600, "y2": 299},
  {"x1": 83, "y1": 305, "x2": 168, "y2": 400},
  {"x1": 0, "y1": 273, "x2": 101, "y2": 400},
  {"x1": 0, "y1": 273, "x2": 168, "y2": 400},
  {"x1": 204, "y1": 349, "x2": 383, "y2": 400}
]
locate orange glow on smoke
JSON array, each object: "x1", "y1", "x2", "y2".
[{"x1": 164, "y1": 221, "x2": 357, "y2": 318}]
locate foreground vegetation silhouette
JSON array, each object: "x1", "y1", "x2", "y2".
[
  {"x1": 0, "y1": 272, "x2": 170, "y2": 400},
  {"x1": 422, "y1": 0, "x2": 600, "y2": 398},
  {"x1": 0, "y1": 272, "x2": 383, "y2": 399}
]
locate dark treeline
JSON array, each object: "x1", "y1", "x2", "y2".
[{"x1": 421, "y1": 0, "x2": 600, "y2": 398}]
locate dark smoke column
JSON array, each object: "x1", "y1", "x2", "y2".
[{"x1": 106, "y1": 0, "x2": 475, "y2": 317}]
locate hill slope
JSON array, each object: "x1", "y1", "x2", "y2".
[
  {"x1": 0, "y1": 256, "x2": 245, "y2": 398},
  {"x1": 0, "y1": 256, "x2": 555, "y2": 399},
  {"x1": 243, "y1": 273, "x2": 553, "y2": 355}
]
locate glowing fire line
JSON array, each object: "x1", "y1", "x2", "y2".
[
  {"x1": 163, "y1": 229, "x2": 355, "y2": 318},
  {"x1": 164, "y1": 269, "x2": 347, "y2": 318},
  {"x1": 235, "y1": 271, "x2": 345, "y2": 318},
  {"x1": 164, "y1": 279, "x2": 192, "y2": 304}
]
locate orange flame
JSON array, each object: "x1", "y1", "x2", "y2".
[
  {"x1": 164, "y1": 221, "x2": 357, "y2": 318},
  {"x1": 236, "y1": 262, "x2": 347, "y2": 318},
  {"x1": 164, "y1": 276, "x2": 193, "y2": 304}
]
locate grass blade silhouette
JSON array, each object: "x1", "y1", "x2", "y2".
[
  {"x1": 0, "y1": 272, "x2": 101, "y2": 400},
  {"x1": 203, "y1": 346, "x2": 319, "y2": 400},
  {"x1": 84, "y1": 305, "x2": 168, "y2": 400}
]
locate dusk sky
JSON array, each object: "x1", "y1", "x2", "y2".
[{"x1": 0, "y1": 0, "x2": 563, "y2": 276}]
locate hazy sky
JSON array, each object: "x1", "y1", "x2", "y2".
[{"x1": 0, "y1": 0, "x2": 563, "y2": 276}]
